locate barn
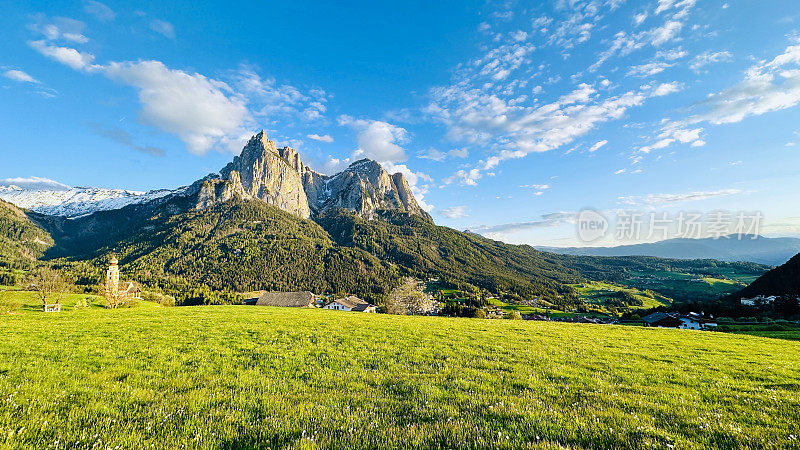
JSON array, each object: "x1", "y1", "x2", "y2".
[{"x1": 255, "y1": 291, "x2": 316, "y2": 308}]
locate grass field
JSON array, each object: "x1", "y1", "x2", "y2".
[
  {"x1": 617, "y1": 270, "x2": 748, "y2": 302},
  {"x1": 2, "y1": 305, "x2": 799, "y2": 449},
  {"x1": 570, "y1": 281, "x2": 671, "y2": 311}
]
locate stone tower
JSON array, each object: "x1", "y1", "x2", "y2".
[{"x1": 105, "y1": 256, "x2": 119, "y2": 299}]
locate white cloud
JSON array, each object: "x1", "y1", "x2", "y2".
[
  {"x1": 150, "y1": 20, "x2": 175, "y2": 39},
  {"x1": 591, "y1": 1, "x2": 696, "y2": 71},
  {"x1": 439, "y1": 206, "x2": 468, "y2": 219},
  {"x1": 104, "y1": 60, "x2": 251, "y2": 154},
  {"x1": 419, "y1": 147, "x2": 468, "y2": 161},
  {"x1": 652, "y1": 81, "x2": 682, "y2": 96},
  {"x1": 30, "y1": 41, "x2": 326, "y2": 155},
  {"x1": 28, "y1": 16, "x2": 87, "y2": 43},
  {"x1": 0, "y1": 176, "x2": 70, "y2": 191},
  {"x1": 444, "y1": 169, "x2": 482, "y2": 186},
  {"x1": 627, "y1": 62, "x2": 673, "y2": 77},
  {"x1": 28, "y1": 40, "x2": 96, "y2": 71},
  {"x1": 690, "y1": 50, "x2": 733, "y2": 72},
  {"x1": 639, "y1": 123, "x2": 703, "y2": 153},
  {"x1": 650, "y1": 20, "x2": 683, "y2": 46},
  {"x1": 84, "y1": 1, "x2": 116, "y2": 21},
  {"x1": 656, "y1": 48, "x2": 688, "y2": 60},
  {"x1": 338, "y1": 115, "x2": 408, "y2": 163},
  {"x1": 689, "y1": 41, "x2": 800, "y2": 125},
  {"x1": 448, "y1": 148, "x2": 468, "y2": 158},
  {"x1": 469, "y1": 212, "x2": 578, "y2": 236},
  {"x1": 619, "y1": 188, "x2": 741, "y2": 206},
  {"x1": 428, "y1": 79, "x2": 652, "y2": 179},
  {"x1": 589, "y1": 140, "x2": 608, "y2": 151},
  {"x1": 3, "y1": 70, "x2": 38, "y2": 83},
  {"x1": 307, "y1": 134, "x2": 334, "y2": 143},
  {"x1": 233, "y1": 65, "x2": 327, "y2": 122},
  {"x1": 62, "y1": 33, "x2": 89, "y2": 44}
]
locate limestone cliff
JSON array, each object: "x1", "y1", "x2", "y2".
[
  {"x1": 197, "y1": 131, "x2": 428, "y2": 221},
  {"x1": 199, "y1": 131, "x2": 311, "y2": 218}
]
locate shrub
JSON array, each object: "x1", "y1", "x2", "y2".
[
  {"x1": 474, "y1": 309, "x2": 487, "y2": 319},
  {"x1": 0, "y1": 292, "x2": 22, "y2": 313},
  {"x1": 142, "y1": 291, "x2": 176, "y2": 307},
  {"x1": 504, "y1": 311, "x2": 522, "y2": 320}
]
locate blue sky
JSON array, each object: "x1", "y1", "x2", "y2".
[{"x1": 1, "y1": 0, "x2": 800, "y2": 246}]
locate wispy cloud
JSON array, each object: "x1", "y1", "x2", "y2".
[
  {"x1": 439, "y1": 206, "x2": 468, "y2": 218},
  {"x1": 589, "y1": 140, "x2": 608, "y2": 152},
  {"x1": 3, "y1": 69, "x2": 38, "y2": 83},
  {"x1": 307, "y1": 133, "x2": 333, "y2": 143},
  {"x1": 150, "y1": 20, "x2": 175, "y2": 39},
  {"x1": 89, "y1": 124, "x2": 166, "y2": 156},
  {"x1": 618, "y1": 189, "x2": 742, "y2": 206},
  {"x1": 83, "y1": 1, "x2": 115, "y2": 21},
  {"x1": 469, "y1": 212, "x2": 578, "y2": 235},
  {"x1": 690, "y1": 50, "x2": 733, "y2": 72}
]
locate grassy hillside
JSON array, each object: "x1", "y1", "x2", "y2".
[
  {"x1": 1, "y1": 306, "x2": 798, "y2": 449},
  {"x1": 0, "y1": 199, "x2": 52, "y2": 269},
  {"x1": 318, "y1": 209, "x2": 583, "y2": 303},
  {"x1": 94, "y1": 201, "x2": 399, "y2": 303}
]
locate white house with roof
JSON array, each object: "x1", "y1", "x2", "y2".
[{"x1": 324, "y1": 295, "x2": 377, "y2": 313}]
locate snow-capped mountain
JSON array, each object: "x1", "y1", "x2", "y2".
[
  {"x1": 0, "y1": 131, "x2": 428, "y2": 221},
  {"x1": 0, "y1": 184, "x2": 176, "y2": 218}
]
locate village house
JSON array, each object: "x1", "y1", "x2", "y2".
[
  {"x1": 740, "y1": 295, "x2": 778, "y2": 306},
  {"x1": 324, "y1": 295, "x2": 377, "y2": 313},
  {"x1": 255, "y1": 291, "x2": 316, "y2": 308},
  {"x1": 642, "y1": 311, "x2": 717, "y2": 329},
  {"x1": 642, "y1": 312, "x2": 683, "y2": 328}
]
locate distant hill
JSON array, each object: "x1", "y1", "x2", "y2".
[
  {"x1": 732, "y1": 253, "x2": 800, "y2": 299},
  {"x1": 538, "y1": 235, "x2": 800, "y2": 266},
  {"x1": 0, "y1": 199, "x2": 52, "y2": 268}
]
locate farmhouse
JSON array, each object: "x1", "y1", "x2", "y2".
[
  {"x1": 324, "y1": 295, "x2": 376, "y2": 313},
  {"x1": 642, "y1": 312, "x2": 682, "y2": 328},
  {"x1": 643, "y1": 311, "x2": 717, "y2": 329},
  {"x1": 740, "y1": 295, "x2": 778, "y2": 306},
  {"x1": 256, "y1": 291, "x2": 316, "y2": 308}
]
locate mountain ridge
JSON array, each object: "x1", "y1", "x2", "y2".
[
  {"x1": 1, "y1": 131, "x2": 429, "y2": 222},
  {"x1": 537, "y1": 235, "x2": 800, "y2": 266}
]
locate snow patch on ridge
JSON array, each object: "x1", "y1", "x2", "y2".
[{"x1": 0, "y1": 185, "x2": 176, "y2": 218}]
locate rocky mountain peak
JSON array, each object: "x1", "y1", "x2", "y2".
[
  {"x1": 193, "y1": 131, "x2": 429, "y2": 221},
  {"x1": 200, "y1": 131, "x2": 312, "y2": 218}
]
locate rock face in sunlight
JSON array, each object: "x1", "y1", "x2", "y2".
[
  {"x1": 207, "y1": 131, "x2": 312, "y2": 218},
  {"x1": 198, "y1": 130, "x2": 428, "y2": 220},
  {"x1": 313, "y1": 159, "x2": 425, "y2": 218}
]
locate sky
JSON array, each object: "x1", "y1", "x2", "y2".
[{"x1": 1, "y1": 0, "x2": 800, "y2": 247}]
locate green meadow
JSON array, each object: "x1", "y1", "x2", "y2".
[{"x1": 1, "y1": 305, "x2": 799, "y2": 449}]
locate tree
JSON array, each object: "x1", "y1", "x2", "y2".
[
  {"x1": 31, "y1": 267, "x2": 70, "y2": 309},
  {"x1": 385, "y1": 278, "x2": 435, "y2": 315}
]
